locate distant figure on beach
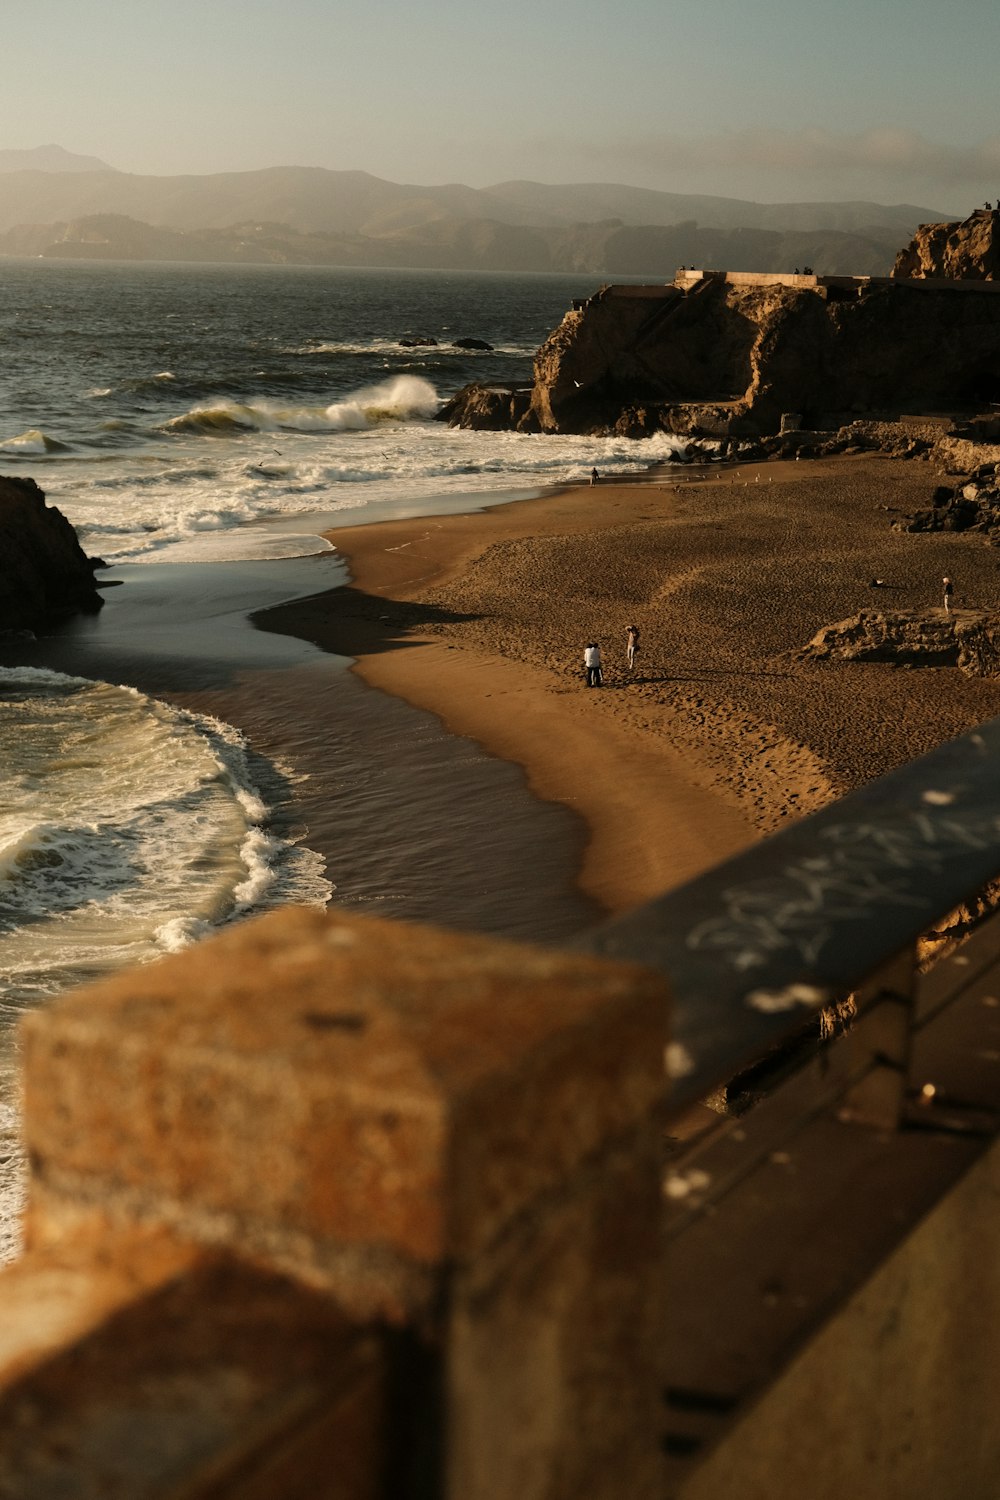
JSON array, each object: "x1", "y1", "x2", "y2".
[
  {"x1": 591, "y1": 468, "x2": 599, "y2": 487},
  {"x1": 626, "y1": 624, "x2": 640, "y2": 669},
  {"x1": 943, "y1": 575, "x2": 954, "y2": 613},
  {"x1": 584, "y1": 642, "x2": 602, "y2": 687}
]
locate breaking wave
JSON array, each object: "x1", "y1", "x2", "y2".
[
  {"x1": 0, "y1": 667, "x2": 331, "y2": 1009},
  {"x1": 0, "y1": 428, "x2": 71, "y2": 455},
  {"x1": 164, "y1": 375, "x2": 440, "y2": 436}
]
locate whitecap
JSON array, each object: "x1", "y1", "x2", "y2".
[{"x1": 0, "y1": 428, "x2": 70, "y2": 455}]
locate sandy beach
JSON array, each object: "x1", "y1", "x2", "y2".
[{"x1": 259, "y1": 452, "x2": 1000, "y2": 918}]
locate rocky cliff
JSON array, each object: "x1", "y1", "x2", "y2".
[
  {"x1": 892, "y1": 207, "x2": 1000, "y2": 280},
  {"x1": 440, "y1": 211, "x2": 1000, "y2": 440},
  {"x1": 441, "y1": 273, "x2": 1000, "y2": 438},
  {"x1": 0, "y1": 475, "x2": 103, "y2": 633}
]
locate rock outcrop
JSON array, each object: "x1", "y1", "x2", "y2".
[
  {"x1": 441, "y1": 213, "x2": 1000, "y2": 440},
  {"x1": 436, "y1": 383, "x2": 536, "y2": 431},
  {"x1": 801, "y1": 608, "x2": 1000, "y2": 677},
  {"x1": 892, "y1": 207, "x2": 1000, "y2": 281},
  {"x1": 895, "y1": 467, "x2": 1000, "y2": 539},
  {"x1": 0, "y1": 475, "x2": 103, "y2": 633},
  {"x1": 441, "y1": 274, "x2": 1000, "y2": 439}
]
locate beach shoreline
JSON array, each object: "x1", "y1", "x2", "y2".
[{"x1": 258, "y1": 451, "x2": 1000, "y2": 916}]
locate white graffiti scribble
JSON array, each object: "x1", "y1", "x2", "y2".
[{"x1": 686, "y1": 808, "x2": 1000, "y2": 971}]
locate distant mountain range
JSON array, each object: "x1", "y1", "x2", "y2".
[{"x1": 0, "y1": 146, "x2": 950, "y2": 276}]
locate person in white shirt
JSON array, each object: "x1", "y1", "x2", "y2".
[{"x1": 584, "y1": 642, "x2": 602, "y2": 687}]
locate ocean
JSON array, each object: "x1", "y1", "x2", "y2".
[{"x1": 0, "y1": 258, "x2": 683, "y2": 1256}]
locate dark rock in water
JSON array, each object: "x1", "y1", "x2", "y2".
[
  {"x1": 436, "y1": 382, "x2": 537, "y2": 432},
  {"x1": 0, "y1": 474, "x2": 104, "y2": 633},
  {"x1": 399, "y1": 335, "x2": 438, "y2": 347},
  {"x1": 452, "y1": 337, "x2": 494, "y2": 351}
]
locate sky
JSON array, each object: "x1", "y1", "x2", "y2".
[{"x1": 3, "y1": 0, "x2": 999, "y2": 212}]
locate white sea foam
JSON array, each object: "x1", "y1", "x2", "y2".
[
  {"x1": 0, "y1": 668, "x2": 332, "y2": 1006},
  {"x1": 35, "y1": 385, "x2": 688, "y2": 564}
]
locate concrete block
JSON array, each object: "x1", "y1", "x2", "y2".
[
  {"x1": 22, "y1": 908, "x2": 670, "y2": 1318},
  {"x1": 0, "y1": 1252, "x2": 383, "y2": 1500}
]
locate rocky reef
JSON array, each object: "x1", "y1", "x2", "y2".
[
  {"x1": 440, "y1": 211, "x2": 1000, "y2": 441},
  {"x1": 0, "y1": 475, "x2": 103, "y2": 633}
]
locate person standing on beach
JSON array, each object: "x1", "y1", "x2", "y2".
[
  {"x1": 591, "y1": 468, "x2": 599, "y2": 486},
  {"x1": 584, "y1": 642, "x2": 602, "y2": 687},
  {"x1": 626, "y1": 624, "x2": 640, "y2": 669},
  {"x1": 943, "y1": 575, "x2": 954, "y2": 613}
]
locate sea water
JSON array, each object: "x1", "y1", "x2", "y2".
[
  {"x1": 0, "y1": 259, "x2": 681, "y2": 1256},
  {"x1": 0, "y1": 260, "x2": 683, "y2": 565}
]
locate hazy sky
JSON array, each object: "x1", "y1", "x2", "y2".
[{"x1": 4, "y1": 0, "x2": 998, "y2": 211}]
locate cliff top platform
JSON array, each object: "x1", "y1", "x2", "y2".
[
  {"x1": 571, "y1": 270, "x2": 1000, "y2": 313},
  {"x1": 677, "y1": 268, "x2": 1000, "y2": 295}
]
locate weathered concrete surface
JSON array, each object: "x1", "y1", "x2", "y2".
[
  {"x1": 0, "y1": 1225, "x2": 197, "y2": 1390},
  {"x1": 0, "y1": 1251, "x2": 384, "y2": 1500},
  {"x1": 16, "y1": 904, "x2": 671, "y2": 1500},
  {"x1": 22, "y1": 906, "x2": 668, "y2": 1308},
  {"x1": 0, "y1": 474, "x2": 103, "y2": 632},
  {"x1": 678, "y1": 1138, "x2": 1000, "y2": 1500}
]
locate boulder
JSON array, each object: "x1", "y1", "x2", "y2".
[
  {"x1": 895, "y1": 476, "x2": 1000, "y2": 537},
  {"x1": 0, "y1": 475, "x2": 103, "y2": 633},
  {"x1": 452, "y1": 337, "x2": 495, "y2": 351},
  {"x1": 399, "y1": 335, "x2": 438, "y2": 347},
  {"x1": 436, "y1": 383, "x2": 537, "y2": 431}
]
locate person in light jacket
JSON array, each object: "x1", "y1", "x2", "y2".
[{"x1": 584, "y1": 642, "x2": 602, "y2": 687}]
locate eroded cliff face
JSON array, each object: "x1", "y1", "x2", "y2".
[
  {"x1": 438, "y1": 212, "x2": 1000, "y2": 439},
  {"x1": 0, "y1": 475, "x2": 103, "y2": 633},
  {"x1": 892, "y1": 207, "x2": 1000, "y2": 281},
  {"x1": 522, "y1": 277, "x2": 1000, "y2": 437}
]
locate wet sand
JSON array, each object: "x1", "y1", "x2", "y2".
[{"x1": 259, "y1": 453, "x2": 1000, "y2": 916}]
